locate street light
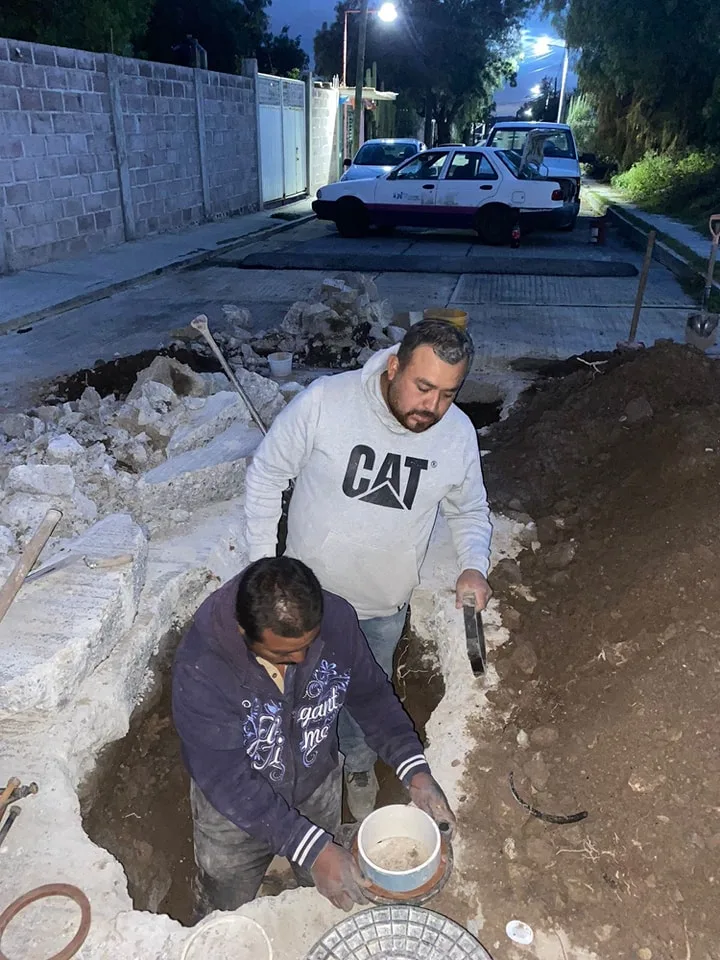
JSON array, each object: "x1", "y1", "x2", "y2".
[
  {"x1": 342, "y1": 2, "x2": 398, "y2": 86},
  {"x1": 529, "y1": 35, "x2": 569, "y2": 123},
  {"x1": 530, "y1": 84, "x2": 541, "y2": 97}
]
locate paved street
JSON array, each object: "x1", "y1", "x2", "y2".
[{"x1": 0, "y1": 214, "x2": 694, "y2": 411}]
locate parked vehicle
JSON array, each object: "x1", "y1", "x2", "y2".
[
  {"x1": 314, "y1": 145, "x2": 565, "y2": 244},
  {"x1": 341, "y1": 138, "x2": 426, "y2": 182},
  {"x1": 484, "y1": 121, "x2": 585, "y2": 230}
]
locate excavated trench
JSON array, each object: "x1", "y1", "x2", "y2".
[{"x1": 80, "y1": 620, "x2": 444, "y2": 927}]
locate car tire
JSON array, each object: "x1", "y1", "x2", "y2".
[
  {"x1": 476, "y1": 205, "x2": 515, "y2": 245},
  {"x1": 558, "y1": 214, "x2": 579, "y2": 232},
  {"x1": 335, "y1": 199, "x2": 370, "y2": 238}
]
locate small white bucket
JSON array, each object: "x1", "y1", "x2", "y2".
[
  {"x1": 357, "y1": 805, "x2": 441, "y2": 894},
  {"x1": 268, "y1": 352, "x2": 293, "y2": 378}
]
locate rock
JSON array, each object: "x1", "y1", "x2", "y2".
[
  {"x1": 387, "y1": 325, "x2": 406, "y2": 344},
  {"x1": 281, "y1": 301, "x2": 309, "y2": 335},
  {"x1": 127, "y1": 357, "x2": 206, "y2": 401},
  {"x1": 241, "y1": 344, "x2": 263, "y2": 364},
  {"x1": 502, "y1": 605, "x2": 521, "y2": 628},
  {"x1": 536, "y1": 516, "x2": 560, "y2": 544},
  {"x1": 490, "y1": 557, "x2": 523, "y2": 587},
  {"x1": 637, "y1": 950, "x2": 652, "y2": 960},
  {"x1": 356, "y1": 347, "x2": 376, "y2": 365},
  {"x1": 235, "y1": 368, "x2": 286, "y2": 424},
  {"x1": 628, "y1": 772, "x2": 666, "y2": 793},
  {"x1": 1, "y1": 491, "x2": 96, "y2": 538},
  {"x1": 33, "y1": 405, "x2": 62, "y2": 427},
  {"x1": 7, "y1": 464, "x2": 76, "y2": 497},
  {"x1": 167, "y1": 392, "x2": 247, "y2": 456},
  {"x1": 517, "y1": 522, "x2": 538, "y2": 547},
  {"x1": 624, "y1": 396, "x2": 654, "y2": 423},
  {"x1": 320, "y1": 278, "x2": 359, "y2": 309},
  {"x1": 511, "y1": 640, "x2": 538, "y2": 675},
  {"x1": 0, "y1": 525, "x2": 15, "y2": 555},
  {"x1": 0, "y1": 513, "x2": 147, "y2": 717},
  {"x1": 134, "y1": 422, "x2": 262, "y2": 532},
  {"x1": 543, "y1": 541, "x2": 577, "y2": 570},
  {"x1": 302, "y1": 303, "x2": 349, "y2": 338},
  {"x1": 46, "y1": 434, "x2": 84, "y2": 464},
  {"x1": 524, "y1": 754, "x2": 550, "y2": 791},
  {"x1": 279, "y1": 381, "x2": 305, "y2": 402},
  {"x1": 508, "y1": 498, "x2": 525, "y2": 512},
  {"x1": 369, "y1": 299, "x2": 394, "y2": 326},
  {"x1": 1, "y1": 413, "x2": 34, "y2": 440},
  {"x1": 516, "y1": 729, "x2": 530, "y2": 749},
  {"x1": 78, "y1": 387, "x2": 102, "y2": 416},
  {"x1": 502, "y1": 837, "x2": 518, "y2": 860},
  {"x1": 530, "y1": 726, "x2": 559, "y2": 747},
  {"x1": 525, "y1": 837, "x2": 555, "y2": 866},
  {"x1": 221, "y1": 304, "x2": 253, "y2": 332},
  {"x1": 140, "y1": 380, "x2": 178, "y2": 410}
]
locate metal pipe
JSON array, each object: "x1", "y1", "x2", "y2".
[{"x1": 190, "y1": 315, "x2": 267, "y2": 435}]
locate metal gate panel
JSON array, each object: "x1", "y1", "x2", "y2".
[{"x1": 258, "y1": 75, "x2": 307, "y2": 203}]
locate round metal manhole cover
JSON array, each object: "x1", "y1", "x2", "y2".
[{"x1": 305, "y1": 906, "x2": 493, "y2": 960}]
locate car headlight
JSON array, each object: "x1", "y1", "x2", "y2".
[{"x1": 316, "y1": 188, "x2": 324, "y2": 199}]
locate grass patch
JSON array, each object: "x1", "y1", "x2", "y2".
[{"x1": 612, "y1": 152, "x2": 720, "y2": 234}]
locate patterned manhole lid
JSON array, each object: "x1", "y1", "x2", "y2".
[{"x1": 305, "y1": 906, "x2": 493, "y2": 960}]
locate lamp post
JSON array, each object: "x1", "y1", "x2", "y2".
[
  {"x1": 342, "y1": 2, "x2": 398, "y2": 86},
  {"x1": 531, "y1": 35, "x2": 570, "y2": 124}
]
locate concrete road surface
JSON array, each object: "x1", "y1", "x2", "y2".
[{"x1": 0, "y1": 215, "x2": 695, "y2": 411}]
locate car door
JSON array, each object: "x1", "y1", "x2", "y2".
[
  {"x1": 372, "y1": 151, "x2": 448, "y2": 227},
  {"x1": 432, "y1": 151, "x2": 502, "y2": 228}
]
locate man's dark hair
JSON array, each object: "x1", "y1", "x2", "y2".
[
  {"x1": 396, "y1": 319, "x2": 474, "y2": 369},
  {"x1": 235, "y1": 557, "x2": 324, "y2": 645}
]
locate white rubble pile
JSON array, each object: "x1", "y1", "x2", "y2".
[
  {"x1": 188, "y1": 274, "x2": 402, "y2": 373},
  {"x1": 0, "y1": 356, "x2": 287, "y2": 568}
]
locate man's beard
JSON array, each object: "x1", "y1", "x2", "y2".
[{"x1": 386, "y1": 382, "x2": 439, "y2": 433}]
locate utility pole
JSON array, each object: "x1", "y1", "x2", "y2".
[
  {"x1": 557, "y1": 46, "x2": 569, "y2": 123},
  {"x1": 352, "y1": 0, "x2": 370, "y2": 156}
]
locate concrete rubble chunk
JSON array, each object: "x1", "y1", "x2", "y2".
[
  {"x1": 0, "y1": 525, "x2": 15, "y2": 556},
  {"x1": 0, "y1": 513, "x2": 148, "y2": 717},
  {"x1": 46, "y1": 434, "x2": 85, "y2": 464},
  {"x1": 1, "y1": 413, "x2": 34, "y2": 440},
  {"x1": 1, "y1": 491, "x2": 97, "y2": 538},
  {"x1": 167, "y1": 392, "x2": 247, "y2": 456},
  {"x1": 128, "y1": 356, "x2": 207, "y2": 401},
  {"x1": 135, "y1": 422, "x2": 263, "y2": 531},
  {"x1": 221, "y1": 304, "x2": 253, "y2": 335},
  {"x1": 387, "y1": 325, "x2": 406, "y2": 344},
  {"x1": 236, "y1": 368, "x2": 286, "y2": 424},
  {"x1": 281, "y1": 301, "x2": 309, "y2": 335},
  {"x1": 140, "y1": 380, "x2": 178, "y2": 410},
  {"x1": 78, "y1": 387, "x2": 102, "y2": 416},
  {"x1": 7, "y1": 464, "x2": 76, "y2": 498}
]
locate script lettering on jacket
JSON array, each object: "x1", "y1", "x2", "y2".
[
  {"x1": 242, "y1": 697, "x2": 286, "y2": 782},
  {"x1": 342, "y1": 444, "x2": 429, "y2": 510},
  {"x1": 300, "y1": 660, "x2": 351, "y2": 767}
]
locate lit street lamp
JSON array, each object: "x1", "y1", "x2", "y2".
[
  {"x1": 530, "y1": 35, "x2": 569, "y2": 123},
  {"x1": 342, "y1": 2, "x2": 398, "y2": 86}
]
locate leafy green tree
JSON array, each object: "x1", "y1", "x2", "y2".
[
  {"x1": 258, "y1": 26, "x2": 309, "y2": 77},
  {"x1": 0, "y1": 0, "x2": 153, "y2": 54},
  {"x1": 565, "y1": 93, "x2": 597, "y2": 154}
]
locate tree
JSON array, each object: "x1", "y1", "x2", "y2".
[
  {"x1": 0, "y1": 0, "x2": 153, "y2": 55},
  {"x1": 315, "y1": 0, "x2": 529, "y2": 144},
  {"x1": 143, "y1": 0, "x2": 268, "y2": 74},
  {"x1": 565, "y1": 93, "x2": 597, "y2": 154},
  {"x1": 257, "y1": 26, "x2": 309, "y2": 77},
  {"x1": 543, "y1": 0, "x2": 720, "y2": 165}
]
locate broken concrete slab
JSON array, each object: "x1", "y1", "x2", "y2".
[
  {"x1": 134, "y1": 422, "x2": 262, "y2": 531},
  {"x1": 46, "y1": 433, "x2": 85, "y2": 463},
  {"x1": 6, "y1": 463, "x2": 76, "y2": 497},
  {"x1": 0, "y1": 513, "x2": 147, "y2": 717},
  {"x1": 0, "y1": 490, "x2": 98, "y2": 539},
  {"x1": 127, "y1": 356, "x2": 207, "y2": 401},
  {"x1": 167, "y1": 392, "x2": 247, "y2": 456}
]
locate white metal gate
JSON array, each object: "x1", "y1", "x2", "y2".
[{"x1": 258, "y1": 75, "x2": 307, "y2": 204}]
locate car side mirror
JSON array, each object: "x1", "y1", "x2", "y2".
[
  {"x1": 343, "y1": 158, "x2": 352, "y2": 169},
  {"x1": 579, "y1": 153, "x2": 596, "y2": 165},
  {"x1": 387, "y1": 170, "x2": 398, "y2": 181}
]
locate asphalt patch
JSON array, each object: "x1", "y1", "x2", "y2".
[{"x1": 222, "y1": 251, "x2": 639, "y2": 278}]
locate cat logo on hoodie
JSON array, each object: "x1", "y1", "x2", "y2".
[{"x1": 342, "y1": 444, "x2": 428, "y2": 510}]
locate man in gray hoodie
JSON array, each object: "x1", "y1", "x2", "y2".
[{"x1": 245, "y1": 320, "x2": 492, "y2": 818}]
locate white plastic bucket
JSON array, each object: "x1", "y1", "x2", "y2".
[
  {"x1": 268, "y1": 352, "x2": 293, "y2": 378},
  {"x1": 357, "y1": 805, "x2": 441, "y2": 894}
]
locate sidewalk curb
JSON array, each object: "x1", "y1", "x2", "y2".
[
  {"x1": 0, "y1": 214, "x2": 315, "y2": 337},
  {"x1": 584, "y1": 186, "x2": 718, "y2": 296}
]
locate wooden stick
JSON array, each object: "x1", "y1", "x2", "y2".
[
  {"x1": 628, "y1": 230, "x2": 656, "y2": 343},
  {"x1": 0, "y1": 509, "x2": 62, "y2": 627}
]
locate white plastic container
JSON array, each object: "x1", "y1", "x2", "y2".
[
  {"x1": 268, "y1": 352, "x2": 293, "y2": 378},
  {"x1": 357, "y1": 805, "x2": 441, "y2": 894}
]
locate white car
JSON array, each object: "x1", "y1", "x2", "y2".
[
  {"x1": 313, "y1": 145, "x2": 565, "y2": 244},
  {"x1": 341, "y1": 138, "x2": 426, "y2": 182}
]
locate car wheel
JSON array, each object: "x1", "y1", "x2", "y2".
[
  {"x1": 476, "y1": 205, "x2": 515, "y2": 245},
  {"x1": 558, "y1": 214, "x2": 579, "y2": 232},
  {"x1": 335, "y1": 198, "x2": 370, "y2": 238}
]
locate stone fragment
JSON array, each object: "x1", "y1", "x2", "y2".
[
  {"x1": 387, "y1": 325, "x2": 406, "y2": 344},
  {"x1": 46, "y1": 434, "x2": 84, "y2": 464},
  {"x1": 511, "y1": 640, "x2": 538, "y2": 675},
  {"x1": 281, "y1": 301, "x2": 309, "y2": 335},
  {"x1": 167, "y1": 392, "x2": 246, "y2": 456},
  {"x1": 1, "y1": 414, "x2": 33, "y2": 440},
  {"x1": 0, "y1": 513, "x2": 148, "y2": 717},
  {"x1": 356, "y1": 347, "x2": 376, "y2": 364},
  {"x1": 221, "y1": 304, "x2": 253, "y2": 331},
  {"x1": 624, "y1": 396, "x2": 653, "y2": 423},
  {"x1": 368, "y1": 299, "x2": 394, "y2": 326},
  {"x1": 0, "y1": 525, "x2": 15, "y2": 555},
  {"x1": 78, "y1": 387, "x2": 102, "y2": 416},
  {"x1": 128, "y1": 357, "x2": 206, "y2": 401},
  {"x1": 543, "y1": 541, "x2": 577, "y2": 570},
  {"x1": 7, "y1": 464, "x2": 76, "y2": 497}
]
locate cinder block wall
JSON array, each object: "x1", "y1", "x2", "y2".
[
  {"x1": 0, "y1": 37, "x2": 259, "y2": 272},
  {"x1": 310, "y1": 83, "x2": 339, "y2": 194}
]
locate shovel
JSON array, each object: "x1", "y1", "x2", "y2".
[{"x1": 686, "y1": 214, "x2": 720, "y2": 347}]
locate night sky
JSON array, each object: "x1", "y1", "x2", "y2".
[{"x1": 269, "y1": 1, "x2": 577, "y2": 115}]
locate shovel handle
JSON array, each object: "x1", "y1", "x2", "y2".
[{"x1": 0, "y1": 509, "x2": 63, "y2": 628}]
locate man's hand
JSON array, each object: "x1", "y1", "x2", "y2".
[
  {"x1": 455, "y1": 568, "x2": 492, "y2": 611},
  {"x1": 408, "y1": 772, "x2": 457, "y2": 839},
  {"x1": 311, "y1": 842, "x2": 371, "y2": 911}
]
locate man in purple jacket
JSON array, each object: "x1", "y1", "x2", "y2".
[{"x1": 173, "y1": 556, "x2": 455, "y2": 914}]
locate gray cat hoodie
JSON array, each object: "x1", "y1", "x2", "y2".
[{"x1": 245, "y1": 346, "x2": 492, "y2": 620}]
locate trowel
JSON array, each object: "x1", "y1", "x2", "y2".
[{"x1": 462, "y1": 594, "x2": 487, "y2": 676}]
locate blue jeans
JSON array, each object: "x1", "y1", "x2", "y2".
[{"x1": 338, "y1": 606, "x2": 408, "y2": 774}]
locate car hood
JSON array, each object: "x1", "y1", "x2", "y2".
[{"x1": 342, "y1": 164, "x2": 391, "y2": 181}]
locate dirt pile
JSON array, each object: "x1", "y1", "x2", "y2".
[{"x1": 435, "y1": 343, "x2": 720, "y2": 960}]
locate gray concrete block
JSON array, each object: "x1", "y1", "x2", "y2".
[
  {"x1": 0, "y1": 514, "x2": 147, "y2": 717},
  {"x1": 135, "y1": 421, "x2": 262, "y2": 531}
]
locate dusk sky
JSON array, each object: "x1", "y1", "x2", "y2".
[{"x1": 268, "y1": 1, "x2": 577, "y2": 116}]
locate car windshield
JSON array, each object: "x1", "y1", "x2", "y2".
[
  {"x1": 489, "y1": 128, "x2": 576, "y2": 159},
  {"x1": 354, "y1": 142, "x2": 419, "y2": 167}
]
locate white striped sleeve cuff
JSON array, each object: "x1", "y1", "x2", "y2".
[
  {"x1": 396, "y1": 753, "x2": 431, "y2": 784},
  {"x1": 290, "y1": 824, "x2": 331, "y2": 868}
]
